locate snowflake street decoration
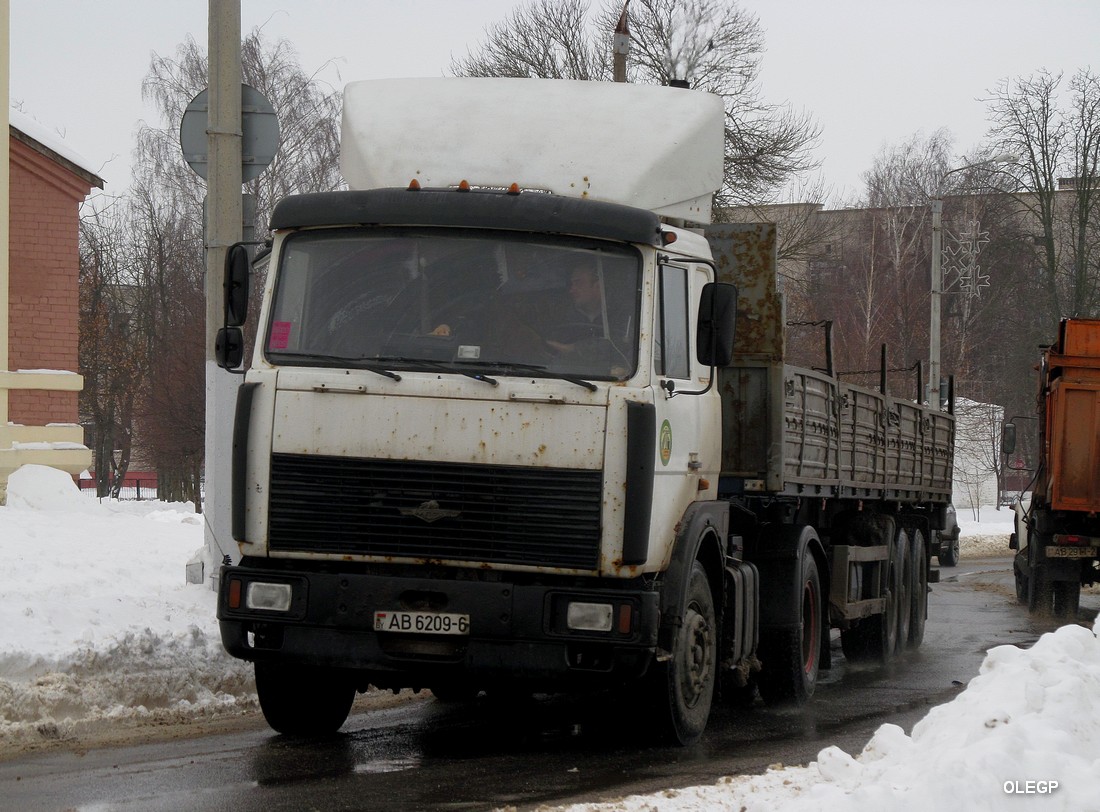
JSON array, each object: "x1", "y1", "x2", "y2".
[{"x1": 942, "y1": 219, "x2": 990, "y2": 298}]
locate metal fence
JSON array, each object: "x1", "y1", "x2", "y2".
[{"x1": 78, "y1": 479, "x2": 158, "y2": 501}]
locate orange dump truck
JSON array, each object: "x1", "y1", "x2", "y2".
[{"x1": 1007, "y1": 318, "x2": 1100, "y2": 616}]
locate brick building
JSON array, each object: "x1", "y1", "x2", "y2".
[
  {"x1": 8, "y1": 116, "x2": 102, "y2": 421},
  {"x1": 0, "y1": 109, "x2": 102, "y2": 500}
]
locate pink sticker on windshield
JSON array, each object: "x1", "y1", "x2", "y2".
[{"x1": 270, "y1": 321, "x2": 292, "y2": 349}]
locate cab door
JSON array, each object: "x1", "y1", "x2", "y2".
[{"x1": 648, "y1": 261, "x2": 721, "y2": 561}]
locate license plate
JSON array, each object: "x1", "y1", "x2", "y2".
[
  {"x1": 1045, "y1": 546, "x2": 1096, "y2": 558},
  {"x1": 374, "y1": 611, "x2": 470, "y2": 635}
]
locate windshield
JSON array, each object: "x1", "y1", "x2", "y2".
[{"x1": 265, "y1": 228, "x2": 642, "y2": 381}]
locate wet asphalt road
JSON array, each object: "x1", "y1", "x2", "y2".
[{"x1": 2, "y1": 555, "x2": 1094, "y2": 812}]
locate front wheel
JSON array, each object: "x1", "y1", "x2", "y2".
[
  {"x1": 649, "y1": 561, "x2": 717, "y2": 746},
  {"x1": 255, "y1": 662, "x2": 356, "y2": 736},
  {"x1": 938, "y1": 532, "x2": 960, "y2": 567},
  {"x1": 758, "y1": 552, "x2": 822, "y2": 706}
]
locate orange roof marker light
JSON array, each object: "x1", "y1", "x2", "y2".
[
  {"x1": 507, "y1": 183, "x2": 521, "y2": 195},
  {"x1": 457, "y1": 180, "x2": 471, "y2": 192},
  {"x1": 407, "y1": 178, "x2": 421, "y2": 190}
]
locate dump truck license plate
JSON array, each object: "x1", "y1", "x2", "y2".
[
  {"x1": 374, "y1": 611, "x2": 470, "y2": 635},
  {"x1": 1046, "y1": 546, "x2": 1096, "y2": 558}
]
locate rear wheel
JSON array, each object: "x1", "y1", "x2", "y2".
[
  {"x1": 650, "y1": 561, "x2": 717, "y2": 746},
  {"x1": 255, "y1": 662, "x2": 356, "y2": 736},
  {"x1": 893, "y1": 529, "x2": 912, "y2": 653},
  {"x1": 758, "y1": 552, "x2": 822, "y2": 706}
]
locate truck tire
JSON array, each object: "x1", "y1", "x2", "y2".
[
  {"x1": 1027, "y1": 533, "x2": 1053, "y2": 614},
  {"x1": 650, "y1": 561, "x2": 716, "y2": 745},
  {"x1": 938, "y1": 532, "x2": 960, "y2": 567},
  {"x1": 893, "y1": 529, "x2": 912, "y2": 652},
  {"x1": 255, "y1": 662, "x2": 356, "y2": 736},
  {"x1": 906, "y1": 528, "x2": 927, "y2": 649},
  {"x1": 1013, "y1": 558, "x2": 1028, "y2": 604},
  {"x1": 757, "y1": 552, "x2": 822, "y2": 706}
]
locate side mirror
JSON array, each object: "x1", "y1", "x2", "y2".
[
  {"x1": 1001, "y1": 422, "x2": 1017, "y2": 455},
  {"x1": 216, "y1": 326, "x2": 245, "y2": 370},
  {"x1": 697, "y1": 282, "x2": 737, "y2": 367},
  {"x1": 224, "y1": 243, "x2": 251, "y2": 327}
]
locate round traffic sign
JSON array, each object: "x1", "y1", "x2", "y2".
[{"x1": 180, "y1": 84, "x2": 279, "y2": 181}]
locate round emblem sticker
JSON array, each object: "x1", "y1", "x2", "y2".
[{"x1": 659, "y1": 419, "x2": 673, "y2": 466}]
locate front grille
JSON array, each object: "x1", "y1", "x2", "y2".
[{"x1": 268, "y1": 453, "x2": 602, "y2": 569}]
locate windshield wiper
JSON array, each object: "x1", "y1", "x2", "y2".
[
  {"x1": 453, "y1": 360, "x2": 598, "y2": 392},
  {"x1": 270, "y1": 352, "x2": 402, "y2": 381},
  {"x1": 369, "y1": 356, "x2": 498, "y2": 386}
]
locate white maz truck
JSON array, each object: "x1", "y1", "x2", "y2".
[{"x1": 215, "y1": 78, "x2": 955, "y2": 745}]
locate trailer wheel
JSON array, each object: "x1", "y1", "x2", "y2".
[
  {"x1": 650, "y1": 561, "x2": 716, "y2": 745},
  {"x1": 894, "y1": 529, "x2": 912, "y2": 653},
  {"x1": 906, "y1": 528, "x2": 927, "y2": 649},
  {"x1": 758, "y1": 551, "x2": 822, "y2": 706},
  {"x1": 255, "y1": 662, "x2": 356, "y2": 736}
]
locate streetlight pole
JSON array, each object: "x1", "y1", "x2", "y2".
[
  {"x1": 928, "y1": 153, "x2": 1017, "y2": 409},
  {"x1": 929, "y1": 195, "x2": 945, "y2": 409}
]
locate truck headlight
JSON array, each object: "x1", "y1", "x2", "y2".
[
  {"x1": 566, "y1": 601, "x2": 614, "y2": 632},
  {"x1": 246, "y1": 582, "x2": 293, "y2": 612}
]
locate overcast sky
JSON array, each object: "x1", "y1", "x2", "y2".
[{"x1": 9, "y1": 0, "x2": 1099, "y2": 203}]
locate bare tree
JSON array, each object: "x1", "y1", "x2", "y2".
[
  {"x1": 79, "y1": 28, "x2": 344, "y2": 504},
  {"x1": 451, "y1": 0, "x2": 819, "y2": 206},
  {"x1": 140, "y1": 30, "x2": 343, "y2": 236},
  {"x1": 986, "y1": 69, "x2": 1100, "y2": 322},
  {"x1": 79, "y1": 203, "x2": 146, "y2": 498}
]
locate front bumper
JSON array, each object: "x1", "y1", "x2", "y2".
[{"x1": 217, "y1": 562, "x2": 661, "y2": 688}]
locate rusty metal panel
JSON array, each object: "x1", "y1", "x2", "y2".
[
  {"x1": 1050, "y1": 380, "x2": 1100, "y2": 511},
  {"x1": 707, "y1": 221, "x2": 953, "y2": 500},
  {"x1": 890, "y1": 400, "x2": 922, "y2": 488},
  {"x1": 840, "y1": 384, "x2": 886, "y2": 486},
  {"x1": 718, "y1": 364, "x2": 771, "y2": 477},
  {"x1": 705, "y1": 223, "x2": 783, "y2": 363},
  {"x1": 1061, "y1": 318, "x2": 1100, "y2": 359},
  {"x1": 926, "y1": 410, "x2": 955, "y2": 493},
  {"x1": 782, "y1": 369, "x2": 840, "y2": 484}
]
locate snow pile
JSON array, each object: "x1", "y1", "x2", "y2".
[
  {"x1": 0, "y1": 466, "x2": 254, "y2": 748},
  {"x1": 549, "y1": 619, "x2": 1100, "y2": 811},
  {"x1": 958, "y1": 508, "x2": 1014, "y2": 557},
  {"x1": 3, "y1": 465, "x2": 1097, "y2": 812}
]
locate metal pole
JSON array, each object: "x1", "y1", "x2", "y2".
[
  {"x1": 929, "y1": 197, "x2": 943, "y2": 410},
  {"x1": 613, "y1": 1, "x2": 630, "y2": 83},
  {"x1": 204, "y1": 0, "x2": 243, "y2": 583}
]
